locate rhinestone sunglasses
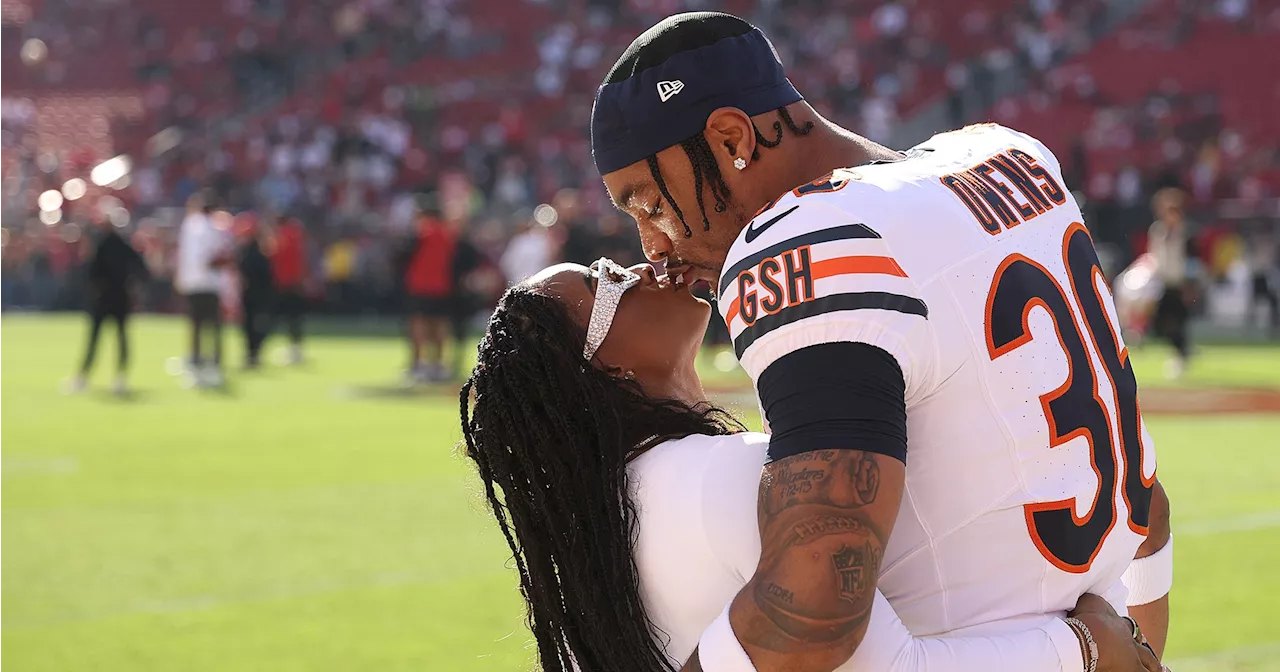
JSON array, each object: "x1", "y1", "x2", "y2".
[{"x1": 583, "y1": 257, "x2": 642, "y2": 361}]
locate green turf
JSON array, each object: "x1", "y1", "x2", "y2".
[{"x1": 3, "y1": 315, "x2": 1279, "y2": 671}]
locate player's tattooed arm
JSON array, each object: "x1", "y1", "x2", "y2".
[{"x1": 680, "y1": 449, "x2": 906, "y2": 672}]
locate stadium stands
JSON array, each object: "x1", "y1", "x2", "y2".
[
  {"x1": 3, "y1": 0, "x2": 1277, "y2": 316},
  {"x1": 986, "y1": 0, "x2": 1280, "y2": 257}
]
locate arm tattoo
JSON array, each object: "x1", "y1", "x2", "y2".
[{"x1": 738, "y1": 450, "x2": 895, "y2": 661}]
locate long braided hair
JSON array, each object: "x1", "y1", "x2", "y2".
[{"x1": 460, "y1": 286, "x2": 741, "y2": 671}]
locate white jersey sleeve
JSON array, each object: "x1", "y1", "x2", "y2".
[
  {"x1": 631, "y1": 433, "x2": 1084, "y2": 672},
  {"x1": 717, "y1": 190, "x2": 938, "y2": 402}
]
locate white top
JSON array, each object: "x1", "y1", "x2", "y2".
[
  {"x1": 630, "y1": 433, "x2": 1089, "y2": 671},
  {"x1": 714, "y1": 124, "x2": 1152, "y2": 638},
  {"x1": 1147, "y1": 219, "x2": 1187, "y2": 284},
  {"x1": 500, "y1": 229, "x2": 556, "y2": 285},
  {"x1": 175, "y1": 212, "x2": 230, "y2": 294}
]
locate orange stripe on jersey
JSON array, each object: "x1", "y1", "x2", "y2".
[
  {"x1": 724, "y1": 299, "x2": 740, "y2": 326},
  {"x1": 751, "y1": 194, "x2": 786, "y2": 220},
  {"x1": 811, "y1": 255, "x2": 907, "y2": 280}
]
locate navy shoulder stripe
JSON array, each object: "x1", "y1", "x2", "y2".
[
  {"x1": 733, "y1": 291, "x2": 928, "y2": 358},
  {"x1": 720, "y1": 224, "x2": 880, "y2": 296}
]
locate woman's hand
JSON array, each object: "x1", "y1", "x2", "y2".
[{"x1": 1070, "y1": 593, "x2": 1162, "y2": 672}]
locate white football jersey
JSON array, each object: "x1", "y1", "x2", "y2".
[
  {"x1": 630, "y1": 433, "x2": 1089, "y2": 671},
  {"x1": 715, "y1": 124, "x2": 1156, "y2": 638}
]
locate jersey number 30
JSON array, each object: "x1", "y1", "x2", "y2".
[{"x1": 985, "y1": 223, "x2": 1154, "y2": 573}]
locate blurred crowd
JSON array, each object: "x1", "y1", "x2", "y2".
[
  {"x1": 990, "y1": 0, "x2": 1280, "y2": 249},
  {"x1": 3, "y1": 0, "x2": 1278, "y2": 328}
]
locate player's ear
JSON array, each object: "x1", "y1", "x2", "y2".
[{"x1": 705, "y1": 107, "x2": 755, "y2": 166}]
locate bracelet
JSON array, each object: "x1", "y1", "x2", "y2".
[
  {"x1": 1121, "y1": 615, "x2": 1143, "y2": 642},
  {"x1": 1064, "y1": 617, "x2": 1100, "y2": 672}
]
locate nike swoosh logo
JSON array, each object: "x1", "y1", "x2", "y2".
[{"x1": 744, "y1": 205, "x2": 799, "y2": 243}]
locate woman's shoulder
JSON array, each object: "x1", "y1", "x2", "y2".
[
  {"x1": 634, "y1": 431, "x2": 768, "y2": 463},
  {"x1": 628, "y1": 432, "x2": 768, "y2": 486},
  {"x1": 628, "y1": 431, "x2": 769, "y2": 566}
]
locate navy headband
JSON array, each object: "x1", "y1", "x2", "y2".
[{"x1": 590, "y1": 29, "x2": 803, "y2": 175}]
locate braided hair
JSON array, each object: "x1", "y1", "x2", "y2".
[
  {"x1": 646, "y1": 110, "x2": 814, "y2": 237},
  {"x1": 604, "y1": 13, "x2": 816, "y2": 237},
  {"x1": 461, "y1": 286, "x2": 742, "y2": 672}
]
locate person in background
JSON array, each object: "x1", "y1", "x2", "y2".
[
  {"x1": 556, "y1": 189, "x2": 598, "y2": 265},
  {"x1": 1249, "y1": 232, "x2": 1278, "y2": 337},
  {"x1": 447, "y1": 218, "x2": 484, "y2": 379},
  {"x1": 67, "y1": 211, "x2": 150, "y2": 395},
  {"x1": 175, "y1": 191, "x2": 230, "y2": 388},
  {"x1": 500, "y1": 217, "x2": 559, "y2": 285},
  {"x1": 399, "y1": 202, "x2": 457, "y2": 383},
  {"x1": 235, "y1": 213, "x2": 274, "y2": 369},
  {"x1": 1148, "y1": 187, "x2": 1193, "y2": 378},
  {"x1": 561, "y1": 215, "x2": 600, "y2": 265},
  {"x1": 323, "y1": 236, "x2": 358, "y2": 314},
  {"x1": 271, "y1": 215, "x2": 308, "y2": 365},
  {"x1": 0, "y1": 230, "x2": 18, "y2": 309}
]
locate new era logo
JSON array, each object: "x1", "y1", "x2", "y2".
[{"x1": 657, "y1": 80, "x2": 684, "y2": 102}]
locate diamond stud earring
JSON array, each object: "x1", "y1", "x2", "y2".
[{"x1": 733, "y1": 157, "x2": 747, "y2": 170}]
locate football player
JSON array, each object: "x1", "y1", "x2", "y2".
[{"x1": 591, "y1": 12, "x2": 1172, "y2": 672}]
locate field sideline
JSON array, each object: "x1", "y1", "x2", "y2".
[{"x1": 3, "y1": 315, "x2": 1279, "y2": 671}]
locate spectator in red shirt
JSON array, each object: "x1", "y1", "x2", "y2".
[
  {"x1": 399, "y1": 204, "x2": 457, "y2": 383},
  {"x1": 270, "y1": 216, "x2": 308, "y2": 365}
]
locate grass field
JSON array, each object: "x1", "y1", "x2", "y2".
[{"x1": 4, "y1": 315, "x2": 1279, "y2": 671}]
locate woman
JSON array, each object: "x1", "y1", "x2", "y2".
[{"x1": 461, "y1": 258, "x2": 1154, "y2": 672}]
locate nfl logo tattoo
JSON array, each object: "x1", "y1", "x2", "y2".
[{"x1": 832, "y1": 544, "x2": 870, "y2": 603}]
